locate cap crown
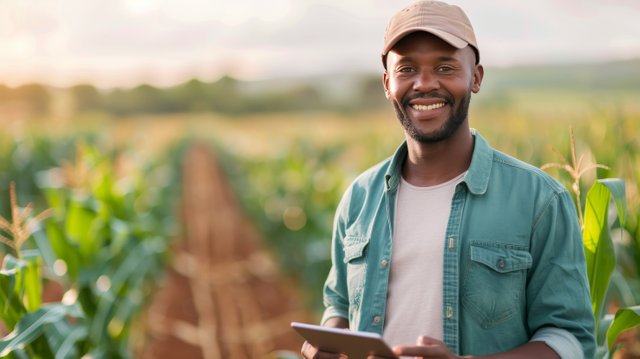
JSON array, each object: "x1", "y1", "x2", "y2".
[{"x1": 382, "y1": 1, "x2": 479, "y2": 65}]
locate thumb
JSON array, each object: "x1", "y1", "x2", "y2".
[{"x1": 416, "y1": 335, "x2": 444, "y2": 346}]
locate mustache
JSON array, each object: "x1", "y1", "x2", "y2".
[{"x1": 401, "y1": 92, "x2": 454, "y2": 108}]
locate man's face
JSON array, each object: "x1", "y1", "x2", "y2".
[{"x1": 383, "y1": 32, "x2": 483, "y2": 143}]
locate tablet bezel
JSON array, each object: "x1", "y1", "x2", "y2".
[{"x1": 291, "y1": 321, "x2": 397, "y2": 358}]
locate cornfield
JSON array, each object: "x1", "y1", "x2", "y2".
[{"x1": 1, "y1": 96, "x2": 640, "y2": 357}]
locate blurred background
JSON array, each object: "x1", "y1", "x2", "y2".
[{"x1": 1, "y1": 0, "x2": 640, "y2": 358}]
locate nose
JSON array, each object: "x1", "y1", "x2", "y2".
[{"x1": 413, "y1": 70, "x2": 440, "y2": 93}]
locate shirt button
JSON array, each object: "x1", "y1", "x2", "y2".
[
  {"x1": 497, "y1": 259, "x2": 506, "y2": 269},
  {"x1": 446, "y1": 305, "x2": 453, "y2": 319},
  {"x1": 448, "y1": 237, "x2": 455, "y2": 250},
  {"x1": 380, "y1": 259, "x2": 388, "y2": 268},
  {"x1": 373, "y1": 316, "x2": 382, "y2": 324}
]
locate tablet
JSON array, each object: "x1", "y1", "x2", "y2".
[{"x1": 291, "y1": 322, "x2": 397, "y2": 358}]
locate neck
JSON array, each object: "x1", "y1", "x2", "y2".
[{"x1": 402, "y1": 125, "x2": 474, "y2": 187}]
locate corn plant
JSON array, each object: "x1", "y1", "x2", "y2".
[
  {"x1": 32, "y1": 143, "x2": 179, "y2": 358},
  {"x1": 0, "y1": 183, "x2": 86, "y2": 358},
  {"x1": 582, "y1": 179, "x2": 640, "y2": 358},
  {"x1": 0, "y1": 135, "x2": 76, "y2": 220},
  {"x1": 218, "y1": 139, "x2": 351, "y2": 314},
  {"x1": 543, "y1": 128, "x2": 640, "y2": 358},
  {"x1": 0, "y1": 137, "x2": 183, "y2": 358}
]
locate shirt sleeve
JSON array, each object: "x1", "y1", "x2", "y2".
[
  {"x1": 530, "y1": 327, "x2": 583, "y2": 359},
  {"x1": 321, "y1": 187, "x2": 352, "y2": 325},
  {"x1": 527, "y1": 189, "x2": 596, "y2": 358}
]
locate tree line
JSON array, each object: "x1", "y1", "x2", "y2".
[{"x1": 1, "y1": 75, "x2": 386, "y2": 117}]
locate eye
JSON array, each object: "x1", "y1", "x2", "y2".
[
  {"x1": 436, "y1": 65, "x2": 454, "y2": 73},
  {"x1": 396, "y1": 66, "x2": 416, "y2": 73}
]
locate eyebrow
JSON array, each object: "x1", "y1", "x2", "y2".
[
  {"x1": 395, "y1": 55, "x2": 460, "y2": 64},
  {"x1": 436, "y1": 55, "x2": 457, "y2": 62}
]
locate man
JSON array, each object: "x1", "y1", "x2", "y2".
[{"x1": 301, "y1": 1, "x2": 595, "y2": 358}]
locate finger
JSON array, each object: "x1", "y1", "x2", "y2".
[
  {"x1": 393, "y1": 344, "x2": 449, "y2": 357},
  {"x1": 301, "y1": 341, "x2": 316, "y2": 358},
  {"x1": 301, "y1": 341, "x2": 330, "y2": 359},
  {"x1": 317, "y1": 352, "x2": 345, "y2": 359},
  {"x1": 416, "y1": 336, "x2": 445, "y2": 346},
  {"x1": 301, "y1": 342, "x2": 344, "y2": 359}
]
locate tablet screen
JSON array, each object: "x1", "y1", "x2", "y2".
[{"x1": 291, "y1": 322, "x2": 397, "y2": 358}]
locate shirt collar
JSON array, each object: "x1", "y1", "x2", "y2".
[{"x1": 384, "y1": 129, "x2": 493, "y2": 195}]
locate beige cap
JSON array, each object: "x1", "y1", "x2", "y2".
[{"x1": 382, "y1": 1, "x2": 479, "y2": 66}]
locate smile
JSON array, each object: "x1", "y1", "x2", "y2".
[{"x1": 411, "y1": 102, "x2": 446, "y2": 111}]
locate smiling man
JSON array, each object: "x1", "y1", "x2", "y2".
[{"x1": 301, "y1": 1, "x2": 595, "y2": 358}]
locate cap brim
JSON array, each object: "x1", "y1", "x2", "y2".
[{"x1": 382, "y1": 27, "x2": 468, "y2": 56}]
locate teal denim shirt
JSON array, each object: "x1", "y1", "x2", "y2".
[{"x1": 321, "y1": 131, "x2": 595, "y2": 358}]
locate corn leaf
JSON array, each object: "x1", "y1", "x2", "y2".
[
  {"x1": 607, "y1": 306, "x2": 640, "y2": 351},
  {"x1": 0, "y1": 267, "x2": 26, "y2": 330},
  {"x1": 41, "y1": 187, "x2": 66, "y2": 216},
  {"x1": 598, "y1": 179, "x2": 626, "y2": 225},
  {"x1": 32, "y1": 230, "x2": 56, "y2": 272},
  {"x1": 0, "y1": 304, "x2": 83, "y2": 357},
  {"x1": 56, "y1": 325, "x2": 87, "y2": 359},
  {"x1": 44, "y1": 222, "x2": 80, "y2": 281},
  {"x1": 21, "y1": 251, "x2": 42, "y2": 312},
  {"x1": 582, "y1": 179, "x2": 625, "y2": 334},
  {"x1": 42, "y1": 319, "x2": 88, "y2": 359},
  {"x1": 65, "y1": 200, "x2": 99, "y2": 261},
  {"x1": 90, "y1": 291, "x2": 115, "y2": 344},
  {"x1": 598, "y1": 314, "x2": 615, "y2": 347}
]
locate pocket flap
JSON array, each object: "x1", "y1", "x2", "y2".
[
  {"x1": 343, "y1": 236, "x2": 369, "y2": 263},
  {"x1": 470, "y1": 244, "x2": 532, "y2": 273}
]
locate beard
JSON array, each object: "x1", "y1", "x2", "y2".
[{"x1": 392, "y1": 90, "x2": 471, "y2": 144}]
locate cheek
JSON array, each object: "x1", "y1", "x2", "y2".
[{"x1": 387, "y1": 80, "x2": 406, "y2": 99}]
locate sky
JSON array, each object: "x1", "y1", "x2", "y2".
[{"x1": 1, "y1": 0, "x2": 639, "y2": 88}]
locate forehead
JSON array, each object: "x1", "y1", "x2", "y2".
[{"x1": 386, "y1": 31, "x2": 474, "y2": 65}]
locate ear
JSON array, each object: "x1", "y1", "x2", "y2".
[
  {"x1": 383, "y1": 71, "x2": 390, "y2": 99},
  {"x1": 471, "y1": 64, "x2": 484, "y2": 93}
]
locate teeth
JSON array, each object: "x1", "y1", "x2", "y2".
[{"x1": 412, "y1": 102, "x2": 445, "y2": 111}]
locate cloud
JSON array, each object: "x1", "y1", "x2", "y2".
[{"x1": 0, "y1": 0, "x2": 639, "y2": 87}]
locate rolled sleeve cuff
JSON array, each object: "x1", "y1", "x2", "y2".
[
  {"x1": 320, "y1": 306, "x2": 348, "y2": 326},
  {"x1": 530, "y1": 327, "x2": 583, "y2": 359}
]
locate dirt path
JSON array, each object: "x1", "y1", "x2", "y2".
[{"x1": 140, "y1": 144, "x2": 308, "y2": 358}]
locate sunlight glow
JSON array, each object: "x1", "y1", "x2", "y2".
[
  {"x1": 0, "y1": 0, "x2": 638, "y2": 87},
  {"x1": 158, "y1": 0, "x2": 297, "y2": 25}
]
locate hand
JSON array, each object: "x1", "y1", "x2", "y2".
[
  {"x1": 300, "y1": 340, "x2": 346, "y2": 359},
  {"x1": 390, "y1": 336, "x2": 462, "y2": 359}
]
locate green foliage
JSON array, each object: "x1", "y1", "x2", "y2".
[
  {"x1": 607, "y1": 306, "x2": 640, "y2": 351},
  {"x1": 218, "y1": 140, "x2": 352, "y2": 313},
  {"x1": 0, "y1": 250, "x2": 85, "y2": 359},
  {"x1": 35, "y1": 143, "x2": 181, "y2": 357},
  {"x1": 83, "y1": 76, "x2": 342, "y2": 115},
  {"x1": 583, "y1": 180, "x2": 625, "y2": 331},
  {"x1": 0, "y1": 83, "x2": 50, "y2": 115},
  {"x1": 2, "y1": 79, "x2": 640, "y2": 356},
  {"x1": 541, "y1": 124, "x2": 640, "y2": 357},
  {"x1": 569, "y1": 177, "x2": 640, "y2": 357},
  {"x1": 0, "y1": 136, "x2": 184, "y2": 358},
  {"x1": 0, "y1": 253, "x2": 39, "y2": 330},
  {"x1": 0, "y1": 303, "x2": 85, "y2": 358},
  {"x1": 0, "y1": 136, "x2": 76, "y2": 219},
  {"x1": 70, "y1": 84, "x2": 101, "y2": 113}
]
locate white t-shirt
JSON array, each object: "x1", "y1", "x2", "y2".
[{"x1": 383, "y1": 172, "x2": 465, "y2": 348}]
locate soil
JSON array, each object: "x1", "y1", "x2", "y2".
[{"x1": 139, "y1": 144, "x2": 309, "y2": 358}]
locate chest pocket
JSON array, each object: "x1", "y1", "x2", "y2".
[
  {"x1": 462, "y1": 242, "x2": 532, "y2": 328},
  {"x1": 342, "y1": 236, "x2": 370, "y2": 316}
]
